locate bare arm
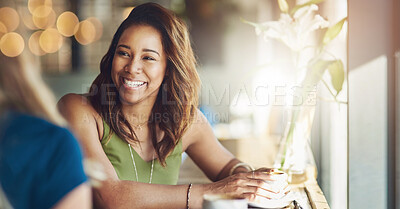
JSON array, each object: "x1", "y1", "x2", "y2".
[
  {"x1": 182, "y1": 109, "x2": 252, "y2": 181},
  {"x1": 58, "y1": 94, "x2": 195, "y2": 209},
  {"x1": 181, "y1": 110, "x2": 292, "y2": 207}
]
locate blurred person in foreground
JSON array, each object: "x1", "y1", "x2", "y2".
[
  {"x1": 58, "y1": 2, "x2": 288, "y2": 208},
  {"x1": 0, "y1": 52, "x2": 91, "y2": 209}
]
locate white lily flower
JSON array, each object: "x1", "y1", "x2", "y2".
[{"x1": 256, "y1": 4, "x2": 329, "y2": 52}]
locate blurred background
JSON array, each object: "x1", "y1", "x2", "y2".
[{"x1": 0, "y1": 0, "x2": 399, "y2": 208}]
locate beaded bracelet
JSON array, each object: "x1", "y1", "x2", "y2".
[
  {"x1": 186, "y1": 183, "x2": 193, "y2": 209},
  {"x1": 229, "y1": 162, "x2": 254, "y2": 176}
]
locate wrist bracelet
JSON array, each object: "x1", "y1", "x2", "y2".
[
  {"x1": 186, "y1": 183, "x2": 192, "y2": 209},
  {"x1": 229, "y1": 162, "x2": 254, "y2": 176}
]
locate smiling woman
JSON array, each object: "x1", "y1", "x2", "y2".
[
  {"x1": 57, "y1": 3, "x2": 289, "y2": 209},
  {"x1": 112, "y1": 25, "x2": 167, "y2": 106}
]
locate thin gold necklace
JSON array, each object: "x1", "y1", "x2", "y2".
[
  {"x1": 131, "y1": 121, "x2": 148, "y2": 131},
  {"x1": 128, "y1": 144, "x2": 154, "y2": 183}
]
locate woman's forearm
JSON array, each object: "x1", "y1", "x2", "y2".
[
  {"x1": 215, "y1": 158, "x2": 252, "y2": 181},
  {"x1": 95, "y1": 169, "x2": 286, "y2": 209},
  {"x1": 96, "y1": 179, "x2": 207, "y2": 209},
  {"x1": 215, "y1": 158, "x2": 239, "y2": 181}
]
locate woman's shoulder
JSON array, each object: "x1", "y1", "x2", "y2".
[
  {"x1": 58, "y1": 93, "x2": 101, "y2": 121},
  {"x1": 190, "y1": 108, "x2": 210, "y2": 129},
  {"x1": 58, "y1": 93, "x2": 104, "y2": 140},
  {"x1": 181, "y1": 108, "x2": 212, "y2": 149},
  {"x1": 58, "y1": 93, "x2": 94, "y2": 111}
]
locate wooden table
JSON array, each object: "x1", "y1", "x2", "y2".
[
  {"x1": 178, "y1": 138, "x2": 330, "y2": 209},
  {"x1": 304, "y1": 181, "x2": 330, "y2": 209}
]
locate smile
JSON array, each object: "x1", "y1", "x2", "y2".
[{"x1": 122, "y1": 78, "x2": 147, "y2": 89}]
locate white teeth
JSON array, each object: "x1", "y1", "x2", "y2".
[{"x1": 123, "y1": 79, "x2": 145, "y2": 88}]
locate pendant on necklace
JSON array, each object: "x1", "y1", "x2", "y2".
[
  {"x1": 134, "y1": 124, "x2": 143, "y2": 130},
  {"x1": 132, "y1": 121, "x2": 148, "y2": 131}
]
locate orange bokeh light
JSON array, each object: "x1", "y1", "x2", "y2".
[
  {"x1": 87, "y1": 17, "x2": 103, "y2": 42},
  {"x1": 32, "y1": 6, "x2": 56, "y2": 29},
  {"x1": 74, "y1": 20, "x2": 95, "y2": 45},
  {"x1": 33, "y1": 5, "x2": 52, "y2": 18},
  {"x1": 29, "y1": 31, "x2": 46, "y2": 56},
  {"x1": 21, "y1": 10, "x2": 37, "y2": 30},
  {"x1": 0, "y1": 22, "x2": 7, "y2": 34},
  {"x1": 0, "y1": 32, "x2": 25, "y2": 57},
  {"x1": 0, "y1": 7, "x2": 20, "y2": 32},
  {"x1": 57, "y1": 11, "x2": 79, "y2": 37},
  {"x1": 28, "y1": 0, "x2": 52, "y2": 15},
  {"x1": 39, "y1": 28, "x2": 63, "y2": 53}
]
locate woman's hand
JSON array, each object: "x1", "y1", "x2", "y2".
[
  {"x1": 203, "y1": 169, "x2": 290, "y2": 203},
  {"x1": 253, "y1": 168, "x2": 291, "y2": 200}
]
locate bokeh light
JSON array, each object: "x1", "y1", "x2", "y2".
[
  {"x1": 29, "y1": 31, "x2": 46, "y2": 56},
  {"x1": 33, "y1": 5, "x2": 52, "y2": 18},
  {"x1": 0, "y1": 2, "x2": 102, "y2": 58},
  {"x1": 57, "y1": 11, "x2": 79, "y2": 37},
  {"x1": 39, "y1": 28, "x2": 63, "y2": 53},
  {"x1": 0, "y1": 22, "x2": 7, "y2": 38},
  {"x1": 0, "y1": 22, "x2": 6, "y2": 32},
  {"x1": 32, "y1": 6, "x2": 56, "y2": 29},
  {"x1": 0, "y1": 32, "x2": 25, "y2": 57},
  {"x1": 21, "y1": 9, "x2": 37, "y2": 30},
  {"x1": 87, "y1": 17, "x2": 103, "y2": 42},
  {"x1": 0, "y1": 7, "x2": 20, "y2": 32},
  {"x1": 74, "y1": 20, "x2": 95, "y2": 45},
  {"x1": 28, "y1": 0, "x2": 52, "y2": 14}
]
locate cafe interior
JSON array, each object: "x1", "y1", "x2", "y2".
[{"x1": 0, "y1": 0, "x2": 399, "y2": 208}]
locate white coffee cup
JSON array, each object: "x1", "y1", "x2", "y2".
[{"x1": 202, "y1": 194, "x2": 247, "y2": 209}]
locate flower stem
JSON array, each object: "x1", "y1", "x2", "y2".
[
  {"x1": 280, "y1": 107, "x2": 300, "y2": 168},
  {"x1": 321, "y1": 79, "x2": 337, "y2": 98}
]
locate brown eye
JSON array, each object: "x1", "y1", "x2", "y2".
[
  {"x1": 143, "y1": 56, "x2": 155, "y2": 61},
  {"x1": 117, "y1": 51, "x2": 129, "y2": 57}
]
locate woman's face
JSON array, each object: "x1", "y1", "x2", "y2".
[{"x1": 111, "y1": 24, "x2": 167, "y2": 106}]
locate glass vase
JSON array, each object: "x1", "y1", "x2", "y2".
[{"x1": 273, "y1": 105, "x2": 317, "y2": 184}]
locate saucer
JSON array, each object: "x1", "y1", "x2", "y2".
[{"x1": 248, "y1": 191, "x2": 295, "y2": 208}]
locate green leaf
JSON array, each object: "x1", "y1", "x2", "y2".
[
  {"x1": 290, "y1": 0, "x2": 325, "y2": 15},
  {"x1": 303, "y1": 59, "x2": 334, "y2": 86},
  {"x1": 323, "y1": 17, "x2": 347, "y2": 45},
  {"x1": 328, "y1": 60, "x2": 345, "y2": 95},
  {"x1": 277, "y1": 0, "x2": 289, "y2": 13}
]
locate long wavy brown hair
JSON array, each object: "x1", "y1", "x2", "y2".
[{"x1": 88, "y1": 3, "x2": 200, "y2": 166}]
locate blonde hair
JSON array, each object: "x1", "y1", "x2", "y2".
[{"x1": 0, "y1": 52, "x2": 65, "y2": 126}]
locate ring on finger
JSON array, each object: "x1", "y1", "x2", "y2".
[{"x1": 252, "y1": 171, "x2": 255, "y2": 178}]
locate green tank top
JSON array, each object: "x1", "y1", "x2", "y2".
[{"x1": 101, "y1": 120, "x2": 182, "y2": 185}]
